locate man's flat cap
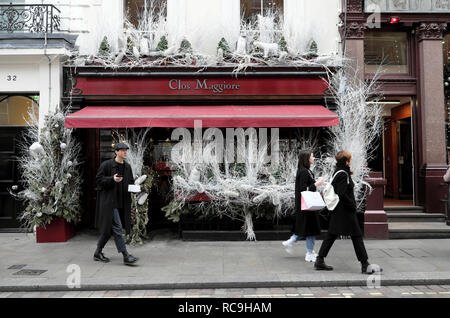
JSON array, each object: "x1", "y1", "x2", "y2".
[{"x1": 114, "y1": 142, "x2": 129, "y2": 150}]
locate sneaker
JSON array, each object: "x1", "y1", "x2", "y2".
[
  {"x1": 282, "y1": 238, "x2": 295, "y2": 248},
  {"x1": 305, "y1": 252, "x2": 313, "y2": 262},
  {"x1": 282, "y1": 238, "x2": 296, "y2": 255}
]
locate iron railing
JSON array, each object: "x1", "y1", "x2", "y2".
[{"x1": 0, "y1": 3, "x2": 60, "y2": 33}]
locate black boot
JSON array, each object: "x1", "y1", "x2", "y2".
[
  {"x1": 361, "y1": 261, "x2": 383, "y2": 274},
  {"x1": 123, "y1": 252, "x2": 138, "y2": 266},
  {"x1": 93, "y1": 248, "x2": 110, "y2": 263},
  {"x1": 314, "y1": 256, "x2": 333, "y2": 271}
]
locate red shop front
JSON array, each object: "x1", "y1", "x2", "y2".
[{"x1": 63, "y1": 66, "x2": 387, "y2": 239}]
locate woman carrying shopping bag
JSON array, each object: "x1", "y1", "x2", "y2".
[
  {"x1": 282, "y1": 150, "x2": 324, "y2": 262},
  {"x1": 314, "y1": 150, "x2": 382, "y2": 274}
]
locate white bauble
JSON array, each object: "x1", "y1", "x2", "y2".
[
  {"x1": 36, "y1": 212, "x2": 42, "y2": 217},
  {"x1": 60, "y1": 143, "x2": 67, "y2": 150},
  {"x1": 195, "y1": 182, "x2": 205, "y2": 193},
  {"x1": 29, "y1": 142, "x2": 45, "y2": 158},
  {"x1": 138, "y1": 193, "x2": 148, "y2": 205}
]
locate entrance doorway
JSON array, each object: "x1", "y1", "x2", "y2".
[
  {"x1": 0, "y1": 95, "x2": 39, "y2": 230},
  {"x1": 383, "y1": 100, "x2": 414, "y2": 204}
]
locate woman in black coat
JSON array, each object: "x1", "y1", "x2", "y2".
[
  {"x1": 314, "y1": 150, "x2": 381, "y2": 274},
  {"x1": 282, "y1": 150, "x2": 324, "y2": 262}
]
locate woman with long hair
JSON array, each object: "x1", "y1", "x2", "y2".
[
  {"x1": 314, "y1": 150, "x2": 381, "y2": 274},
  {"x1": 282, "y1": 150, "x2": 324, "y2": 262}
]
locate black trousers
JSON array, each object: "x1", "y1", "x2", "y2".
[
  {"x1": 318, "y1": 232, "x2": 368, "y2": 263},
  {"x1": 97, "y1": 208, "x2": 127, "y2": 254}
]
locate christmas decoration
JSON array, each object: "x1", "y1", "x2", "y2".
[
  {"x1": 278, "y1": 36, "x2": 288, "y2": 52},
  {"x1": 179, "y1": 38, "x2": 193, "y2": 54},
  {"x1": 97, "y1": 36, "x2": 111, "y2": 56},
  {"x1": 122, "y1": 128, "x2": 156, "y2": 246},
  {"x1": 65, "y1": 9, "x2": 342, "y2": 73},
  {"x1": 10, "y1": 106, "x2": 82, "y2": 231},
  {"x1": 307, "y1": 40, "x2": 318, "y2": 58},
  {"x1": 156, "y1": 35, "x2": 169, "y2": 52},
  {"x1": 217, "y1": 37, "x2": 231, "y2": 55}
]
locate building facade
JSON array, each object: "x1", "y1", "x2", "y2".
[
  {"x1": 1, "y1": 0, "x2": 449, "y2": 236},
  {"x1": 341, "y1": 0, "x2": 450, "y2": 215}
]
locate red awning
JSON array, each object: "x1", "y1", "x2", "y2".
[{"x1": 65, "y1": 105, "x2": 339, "y2": 128}]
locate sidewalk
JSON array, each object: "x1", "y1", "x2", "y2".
[{"x1": 1, "y1": 230, "x2": 450, "y2": 292}]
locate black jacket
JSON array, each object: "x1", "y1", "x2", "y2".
[
  {"x1": 293, "y1": 167, "x2": 322, "y2": 237},
  {"x1": 94, "y1": 158, "x2": 134, "y2": 236},
  {"x1": 327, "y1": 164, "x2": 362, "y2": 236}
]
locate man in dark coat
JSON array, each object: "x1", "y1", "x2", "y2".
[
  {"x1": 314, "y1": 150, "x2": 382, "y2": 274},
  {"x1": 94, "y1": 142, "x2": 138, "y2": 265}
]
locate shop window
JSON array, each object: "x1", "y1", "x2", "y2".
[
  {"x1": 241, "y1": 0, "x2": 284, "y2": 22},
  {"x1": 0, "y1": 95, "x2": 39, "y2": 127},
  {"x1": 125, "y1": 0, "x2": 167, "y2": 28},
  {"x1": 364, "y1": 32, "x2": 409, "y2": 74}
]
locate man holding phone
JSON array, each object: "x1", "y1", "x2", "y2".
[{"x1": 94, "y1": 142, "x2": 138, "y2": 266}]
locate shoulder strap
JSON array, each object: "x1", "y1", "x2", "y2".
[{"x1": 331, "y1": 170, "x2": 349, "y2": 184}]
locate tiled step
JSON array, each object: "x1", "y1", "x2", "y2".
[
  {"x1": 387, "y1": 213, "x2": 446, "y2": 223},
  {"x1": 389, "y1": 222, "x2": 450, "y2": 239}
]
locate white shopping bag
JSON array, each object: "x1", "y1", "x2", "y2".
[{"x1": 301, "y1": 191, "x2": 326, "y2": 211}]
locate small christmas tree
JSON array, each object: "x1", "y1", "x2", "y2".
[
  {"x1": 217, "y1": 37, "x2": 231, "y2": 55},
  {"x1": 179, "y1": 38, "x2": 193, "y2": 54},
  {"x1": 307, "y1": 40, "x2": 318, "y2": 58},
  {"x1": 98, "y1": 36, "x2": 111, "y2": 56},
  {"x1": 156, "y1": 35, "x2": 169, "y2": 52},
  {"x1": 126, "y1": 36, "x2": 134, "y2": 55},
  {"x1": 278, "y1": 36, "x2": 288, "y2": 52}
]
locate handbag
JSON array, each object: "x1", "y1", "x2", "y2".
[
  {"x1": 322, "y1": 170, "x2": 349, "y2": 211},
  {"x1": 301, "y1": 191, "x2": 326, "y2": 211}
]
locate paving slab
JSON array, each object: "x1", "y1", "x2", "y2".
[{"x1": 1, "y1": 232, "x2": 450, "y2": 291}]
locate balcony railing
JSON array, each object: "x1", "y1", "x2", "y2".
[{"x1": 0, "y1": 3, "x2": 60, "y2": 33}]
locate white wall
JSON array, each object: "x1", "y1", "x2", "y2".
[
  {"x1": 0, "y1": 53, "x2": 64, "y2": 128},
  {"x1": 44, "y1": 0, "x2": 123, "y2": 55},
  {"x1": 167, "y1": 0, "x2": 240, "y2": 56},
  {"x1": 284, "y1": 0, "x2": 341, "y2": 55}
]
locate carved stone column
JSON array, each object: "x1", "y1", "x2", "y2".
[
  {"x1": 416, "y1": 22, "x2": 448, "y2": 213},
  {"x1": 339, "y1": 20, "x2": 366, "y2": 79}
]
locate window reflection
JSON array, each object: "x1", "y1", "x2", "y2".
[
  {"x1": 241, "y1": 0, "x2": 284, "y2": 22},
  {"x1": 364, "y1": 32, "x2": 409, "y2": 74},
  {"x1": 125, "y1": 0, "x2": 167, "y2": 28}
]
